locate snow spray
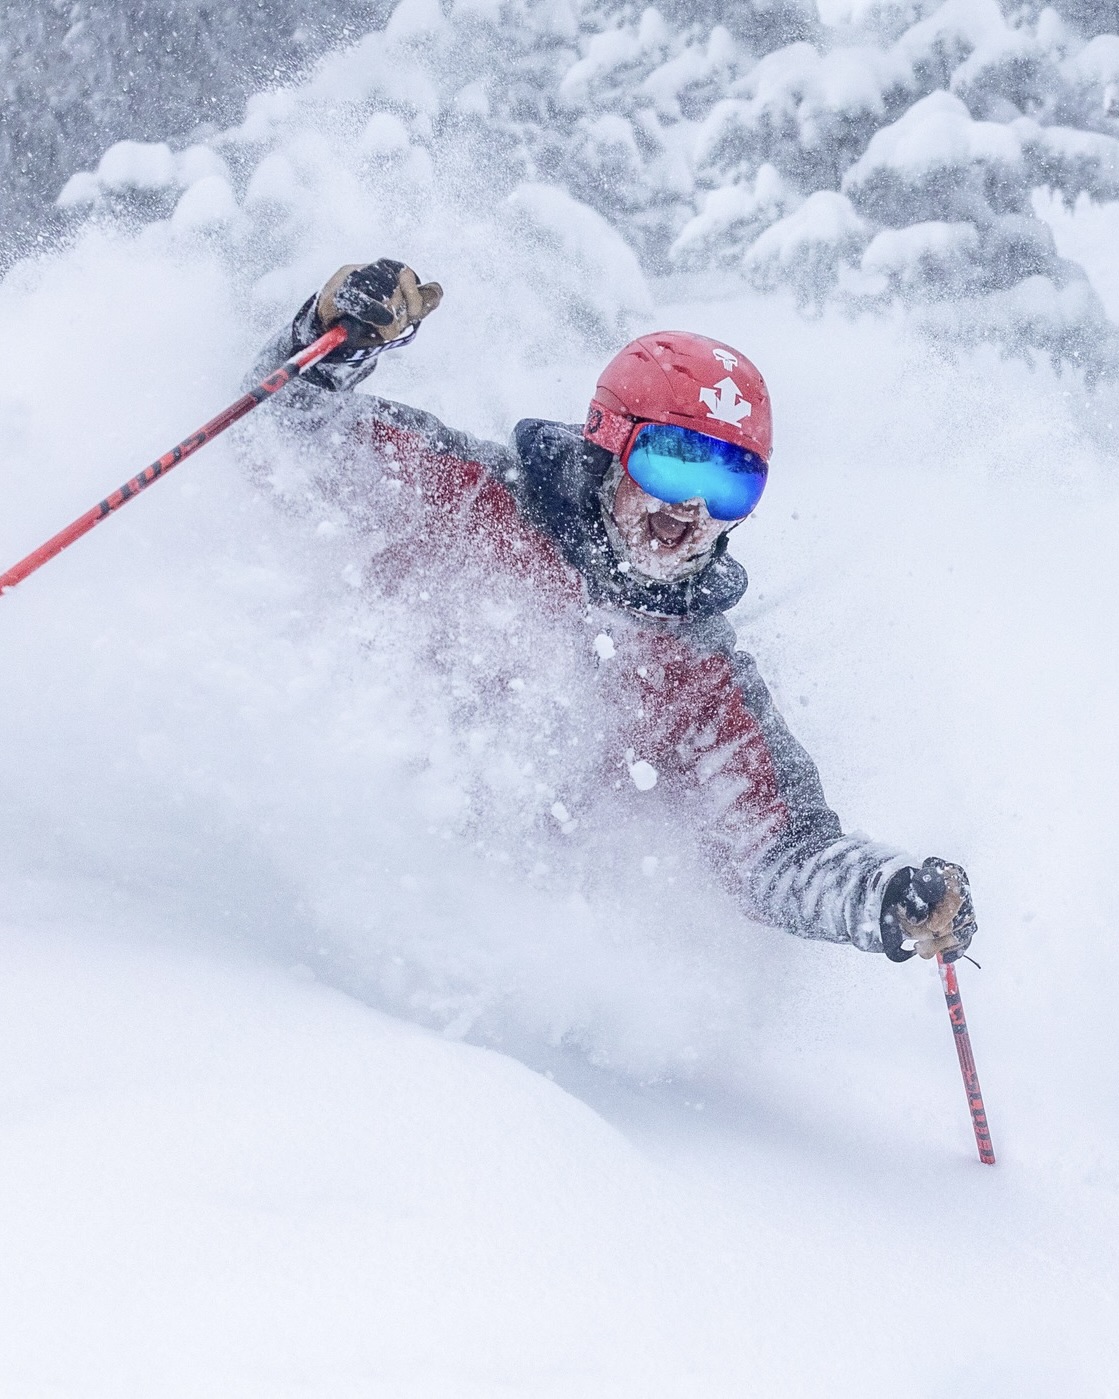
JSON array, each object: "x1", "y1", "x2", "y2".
[{"x1": 0, "y1": 323, "x2": 349, "y2": 596}]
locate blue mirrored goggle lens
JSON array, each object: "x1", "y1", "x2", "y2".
[{"x1": 624, "y1": 423, "x2": 768, "y2": 521}]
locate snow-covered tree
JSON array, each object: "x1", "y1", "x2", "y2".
[
  {"x1": 0, "y1": 1, "x2": 390, "y2": 247},
  {"x1": 14, "y1": 0, "x2": 1119, "y2": 376}
]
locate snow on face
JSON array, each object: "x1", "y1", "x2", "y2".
[{"x1": 607, "y1": 468, "x2": 730, "y2": 581}]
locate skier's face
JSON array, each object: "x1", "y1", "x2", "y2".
[{"x1": 610, "y1": 470, "x2": 734, "y2": 581}]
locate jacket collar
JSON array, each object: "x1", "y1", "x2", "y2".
[{"x1": 512, "y1": 418, "x2": 748, "y2": 619}]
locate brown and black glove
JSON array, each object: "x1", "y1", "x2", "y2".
[
  {"x1": 293, "y1": 258, "x2": 443, "y2": 390},
  {"x1": 880, "y1": 858, "x2": 978, "y2": 963},
  {"x1": 316, "y1": 259, "x2": 443, "y2": 346}
]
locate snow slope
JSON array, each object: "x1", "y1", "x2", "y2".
[
  {"x1": 3, "y1": 910, "x2": 1114, "y2": 1398},
  {"x1": 2, "y1": 923, "x2": 732, "y2": 1397},
  {"x1": 2, "y1": 195, "x2": 1119, "y2": 1391}
]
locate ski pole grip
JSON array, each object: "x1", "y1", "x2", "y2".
[{"x1": 290, "y1": 321, "x2": 352, "y2": 372}]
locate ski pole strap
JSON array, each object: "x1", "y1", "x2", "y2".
[{"x1": 296, "y1": 313, "x2": 418, "y2": 391}]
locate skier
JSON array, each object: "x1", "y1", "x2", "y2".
[{"x1": 251, "y1": 258, "x2": 977, "y2": 965}]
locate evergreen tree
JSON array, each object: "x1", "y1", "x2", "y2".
[{"x1": 7, "y1": 0, "x2": 1119, "y2": 375}]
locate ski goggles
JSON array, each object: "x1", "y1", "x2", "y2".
[{"x1": 621, "y1": 422, "x2": 768, "y2": 521}]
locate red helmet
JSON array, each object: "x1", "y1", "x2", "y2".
[{"x1": 583, "y1": 331, "x2": 772, "y2": 463}]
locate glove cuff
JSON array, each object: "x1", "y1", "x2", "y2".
[
  {"x1": 290, "y1": 294, "x2": 383, "y2": 393},
  {"x1": 880, "y1": 865, "x2": 919, "y2": 962}
]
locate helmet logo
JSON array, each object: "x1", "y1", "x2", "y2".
[
  {"x1": 712, "y1": 348, "x2": 738, "y2": 370},
  {"x1": 699, "y1": 376, "x2": 753, "y2": 426}
]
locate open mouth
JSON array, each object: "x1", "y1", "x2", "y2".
[{"x1": 647, "y1": 510, "x2": 691, "y2": 547}]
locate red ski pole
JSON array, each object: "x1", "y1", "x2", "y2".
[
  {"x1": 0, "y1": 323, "x2": 349, "y2": 597},
  {"x1": 937, "y1": 953, "x2": 995, "y2": 1165}
]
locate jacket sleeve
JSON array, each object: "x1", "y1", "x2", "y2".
[
  {"x1": 241, "y1": 302, "x2": 523, "y2": 526},
  {"x1": 632, "y1": 614, "x2": 913, "y2": 952}
]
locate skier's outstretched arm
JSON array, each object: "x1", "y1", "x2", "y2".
[
  {"x1": 640, "y1": 614, "x2": 977, "y2": 960},
  {"x1": 244, "y1": 260, "x2": 517, "y2": 487}
]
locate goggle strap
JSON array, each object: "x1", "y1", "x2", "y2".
[{"x1": 583, "y1": 400, "x2": 633, "y2": 455}]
